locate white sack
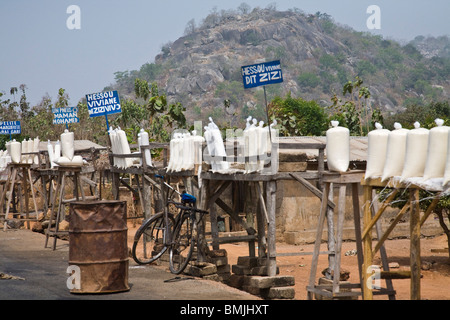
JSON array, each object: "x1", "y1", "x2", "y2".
[
  {"x1": 381, "y1": 123, "x2": 408, "y2": 181},
  {"x1": 365, "y1": 123, "x2": 389, "y2": 179},
  {"x1": 400, "y1": 122, "x2": 429, "y2": 181},
  {"x1": 326, "y1": 121, "x2": 350, "y2": 172},
  {"x1": 423, "y1": 119, "x2": 449, "y2": 180}
]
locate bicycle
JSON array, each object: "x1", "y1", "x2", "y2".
[
  {"x1": 131, "y1": 175, "x2": 207, "y2": 275},
  {"x1": 168, "y1": 202, "x2": 208, "y2": 274}
]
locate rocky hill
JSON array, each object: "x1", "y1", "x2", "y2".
[{"x1": 106, "y1": 7, "x2": 450, "y2": 128}]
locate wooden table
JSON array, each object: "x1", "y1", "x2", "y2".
[{"x1": 361, "y1": 176, "x2": 444, "y2": 300}]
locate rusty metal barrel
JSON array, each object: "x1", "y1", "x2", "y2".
[{"x1": 68, "y1": 200, "x2": 130, "y2": 293}]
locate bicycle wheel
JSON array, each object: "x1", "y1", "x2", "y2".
[
  {"x1": 132, "y1": 212, "x2": 174, "y2": 265},
  {"x1": 169, "y1": 212, "x2": 195, "y2": 274}
]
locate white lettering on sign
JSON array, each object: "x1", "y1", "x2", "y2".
[{"x1": 86, "y1": 91, "x2": 121, "y2": 117}]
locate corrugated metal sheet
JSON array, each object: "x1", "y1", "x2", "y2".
[{"x1": 278, "y1": 136, "x2": 368, "y2": 162}]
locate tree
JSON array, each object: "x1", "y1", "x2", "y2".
[
  {"x1": 237, "y1": 2, "x2": 251, "y2": 15},
  {"x1": 112, "y1": 78, "x2": 186, "y2": 143},
  {"x1": 184, "y1": 19, "x2": 196, "y2": 36},
  {"x1": 268, "y1": 93, "x2": 328, "y2": 136},
  {"x1": 329, "y1": 76, "x2": 382, "y2": 135},
  {"x1": 384, "y1": 101, "x2": 449, "y2": 129}
]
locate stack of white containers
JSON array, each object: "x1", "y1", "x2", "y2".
[
  {"x1": 108, "y1": 126, "x2": 134, "y2": 169},
  {"x1": 364, "y1": 119, "x2": 450, "y2": 191},
  {"x1": 165, "y1": 117, "x2": 275, "y2": 175},
  {"x1": 167, "y1": 130, "x2": 204, "y2": 172}
]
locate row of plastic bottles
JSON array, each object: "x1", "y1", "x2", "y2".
[
  {"x1": 4, "y1": 137, "x2": 40, "y2": 166},
  {"x1": 166, "y1": 117, "x2": 277, "y2": 174},
  {"x1": 167, "y1": 130, "x2": 204, "y2": 172},
  {"x1": 365, "y1": 119, "x2": 450, "y2": 188},
  {"x1": 109, "y1": 126, "x2": 133, "y2": 169}
]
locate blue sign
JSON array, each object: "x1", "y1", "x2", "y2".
[
  {"x1": 52, "y1": 107, "x2": 79, "y2": 124},
  {"x1": 0, "y1": 121, "x2": 21, "y2": 135},
  {"x1": 86, "y1": 90, "x2": 121, "y2": 117},
  {"x1": 241, "y1": 60, "x2": 283, "y2": 89}
]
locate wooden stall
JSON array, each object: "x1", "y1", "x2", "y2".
[
  {"x1": 201, "y1": 140, "x2": 327, "y2": 277},
  {"x1": 360, "y1": 176, "x2": 446, "y2": 300}
]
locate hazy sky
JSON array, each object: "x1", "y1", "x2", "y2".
[{"x1": 1, "y1": 0, "x2": 449, "y2": 107}]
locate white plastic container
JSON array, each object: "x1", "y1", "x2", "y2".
[
  {"x1": 256, "y1": 121, "x2": 266, "y2": 171},
  {"x1": 61, "y1": 129, "x2": 75, "y2": 161},
  {"x1": 423, "y1": 119, "x2": 449, "y2": 180},
  {"x1": 443, "y1": 130, "x2": 450, "y2": 186},
  {"x1": 47, "y1": 140, "x2": 55, "y2": 168},
  {"x1": 139, "y1": 128, "x2": 152, "y2": 167},
  {"x1": 244, "y1": 118, "x2": 258, "y2": 173},
  {"x1": 33, "y1": 137, "x2": 40, "y2": 165},
  {"x1": 192, "y1": 130, "x2": 205, "y2": 172},
  {"x1": 21, "y1": 139, "x2": 28, "y2": 163},
  {"x1": 381, "y1": 123, "x2": 408, "y2": 181},
  {"x1": 400, "y1": 122, "x2": 429, "y2": 181},
  {"x1": 116, "y1": 127, "x2": 133, "y2": 169},
  {"x1": 205, "y1": 118, "x2": 229, "y2": 172},
  {"x1": 10, "y1": 140, "x2": 21, "y2": 164},
  {"x1": 365, "y1": 123, "x2": 389, "y2": 180},
  {"x1": 54, "y1": 140, "x2": 61, "y2": 163},
  {"x1": 326, "y1": 121, "x2": 350, "y2": 172}
]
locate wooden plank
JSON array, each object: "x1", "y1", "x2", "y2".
[
  {"x1": 333, "y1": 184, "x2": 347, "y2": 294},
  {"x1": 380, "y1": 271, "x2": 412, "y2": 280},
  {"x1": 278, "y1": 142, "x2": 326, "y2": 150},
  {"x1": 307, "y1": 182, "x2": 330, "y2": 300},
  {"x1": 213, "y1": 235, "x2": 258, "y2": 244},
  {"x1": 289, "y1": 173, "x2": 335, "y2": 209},
  {"x1": 373, "y1": 203, "x2": 410, "y2": 256},
  {"x1": 420, "y1": 195, "x2": 441, "y2": 227},
  {"x1": 371, "y1": 189, "x2": 396, "y2": 300},
  {"x1": 214, "y1": 197, "x2": 255, "y2": 234},
  {"x1": 276, "y1": 251, "x2": 333, "y2": 257},
  {"x1": 361, "y1": 189, "x2": 398, "y2": 239}
]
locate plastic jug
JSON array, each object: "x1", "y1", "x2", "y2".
[
  {"x1": 61, "y1": 129, "x2": 74, "y2": 161},
  {"x1": 326, "y1": 121, "x2": 350, "y2": 172},
  {"x1": 382, "y1": 123, "x2": 408, "y2": 181},
  {"x1": 400, "y1": 122, "x2": 429, "y2": 181},
  {"x1": 365, "y1": 123, "x2": 389, "y2": 180},
  {"x1": 423, "y1": 119, "x2": 449, "y2": 180}
]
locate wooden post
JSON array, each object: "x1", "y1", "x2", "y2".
[
  {"x1": 332, "y1": 184, "x2": 347, "y2": 294},
  {"x1": 142, "y1": 173, "x2": 152, "y2": 220},
  {"x1": 351, "y1": 183, "x2": 364, "y2": 293},
  {"x1": 410, "y1": 188, "x2": 421, "y2": 300},
  {"x1": 362, "y1": 184, "x2": 373, "y2": 300},
  {"x1": 326, "y1": 183, "x2": 335, "y2": 278},
  {"x1": 307, "y1": 182, "x2": 330, "y2": 300},
  {"x1": 266, "y1": 180, "x2": 277, "y2": 276}
]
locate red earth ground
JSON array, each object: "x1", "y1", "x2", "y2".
[{"x1": 126, "y1": 222, "x2": 450, "y2": 300}]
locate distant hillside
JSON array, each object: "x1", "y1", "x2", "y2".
[{"x1": 105, "y1": 7, "x2": 450, "y2": 128}]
